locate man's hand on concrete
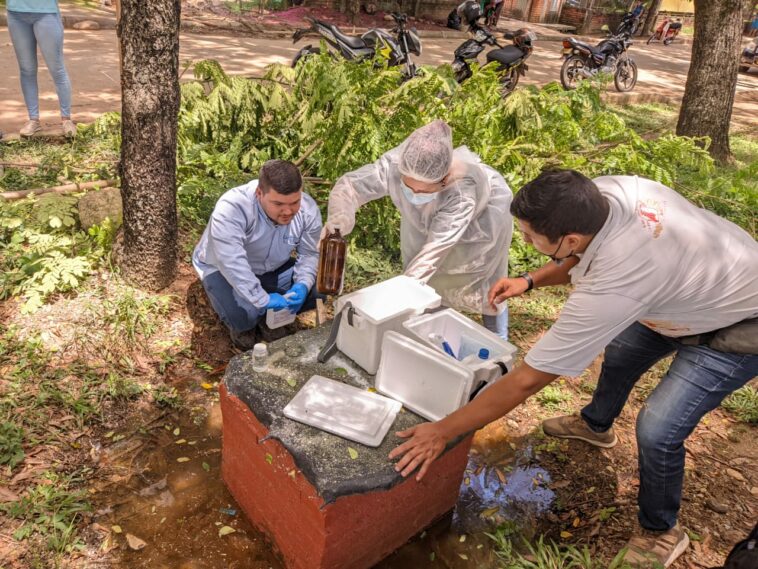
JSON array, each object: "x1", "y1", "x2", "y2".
[{"x1": 388, "y1": 422, "x2": 448, "y2": 481}]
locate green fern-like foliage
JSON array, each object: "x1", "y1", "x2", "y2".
[
  {"x1": 61, "y1": 56, "x2": 754, "y2": 277},
  {"x1": 0, "y1": 194, "x2": 111, "y2": 313}
]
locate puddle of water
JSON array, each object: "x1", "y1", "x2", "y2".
[
  {"x1": 102, "y1": 404, "x2": 283, "y2": 568},
  {"x1": 380, "y1": 441, "x2": 556, "y2": 568},
  {"x1": 453, "y1": 453, "x2": 555, "y2": 535},
  {"x1": 100, "y1": 401, "x2": 552, "y2": 568}
]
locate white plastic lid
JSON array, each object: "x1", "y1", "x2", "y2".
[
  {"x1": 252, "y1": 343, "x2": 268, "y2": 356},
  {"x1": 283, "y1": 375, "x2": 402, "y2": 447},
  {"x1": 375, "y1": 331, "x2": 474, "y2": 422},
  {"x1": 335, "y1": 276, "x2": 441, "y2": 325}
]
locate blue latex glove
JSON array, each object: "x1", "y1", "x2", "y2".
[
  {"x1": 266, "y1": 293, "x2": 289, "y2": 312},
  {"x1": 285, "y1": 283, "x2": 309, "y2": 314}
]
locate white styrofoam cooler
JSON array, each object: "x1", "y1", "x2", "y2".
[
  {"x1": 373, "y1": 310, "x2": 519, "y2": 422},
  {"x1": 334, "y1": 276, "x2": 441, "y2": 374},
  {"x1": 403, "y1": 308, "x2": 517, "y2": 385},
  {"x1": 375, "y1": 332, "x2": 474, "y2": 422}
]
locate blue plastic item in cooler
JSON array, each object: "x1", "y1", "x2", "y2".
[{"x1": 428, "y1": 332, "x2": 457, "y2": 359}]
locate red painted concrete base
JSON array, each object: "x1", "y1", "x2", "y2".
[{"x1": 220, "y1": 384, "x2": 472, "y2": 569}]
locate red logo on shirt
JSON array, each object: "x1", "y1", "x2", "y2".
[{"x1": 636, "y1": 200, "x2": 664, "y2": 238}]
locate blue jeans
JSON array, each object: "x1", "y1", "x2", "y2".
[
  {"x1": 581, "y1": 322, "x2": 758, "y2": 531},
  {"x1": 201, "y1": 259, "x2": 320, "y2": 333},
  {"x1": 7, "y1": 10, "x2": 72, "y2": 119},
  {"x1": 483, "y1": 305, "x2": 509, "y2": 340}
]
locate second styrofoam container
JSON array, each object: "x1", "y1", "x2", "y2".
[
  {"x1": 403, "y1": 308, "x2": 517, "y2": 385},
  {"x1": 375, "y1": 331, "x2": 475, "y2": 422},
  {"x1": 335, "y1": 275, "x2": 441, "y2": 374}
]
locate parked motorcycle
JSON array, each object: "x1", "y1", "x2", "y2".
[
  {"x1": 291, "y1": 12, "x2": 421, "y2": 80},
  {"x1": 646, "y1": 17, "x2": 682, "y2": 45},
  {"x1": 615, "y1": 12, "x2": 641, "y2": 36},
  {"x1": 451, "y1": 23, "x2": 536, "y2": 95},
  {"x1": 739, "y1": 38, "x2": 758, "y2": 73},
  {"x1": 560, "y1": 31, "x2": 638, "y2": 92}
]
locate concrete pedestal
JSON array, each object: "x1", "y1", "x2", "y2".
[{"x1": 220, "y1": 326, "x2": 472, "y2": 569}]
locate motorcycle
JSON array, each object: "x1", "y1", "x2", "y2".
[
  {"x1": 291, "y1": 12, "x2": 421, "y2": 80},
  {"x1": 615, "y1": 12, "x2": 641, "y2": 36},
  {"x1": 646, "y1": 17, "x2": 682, "y2": 45},
  {"x1": 739, "y1": 38, "x2": 757, "y2": 73},
  {"x1": 451, "y1": 23, "x2": 536, "y2": 96},
  {"x1": 560, "y1": 31, "x2": 638, "y2": 92}
]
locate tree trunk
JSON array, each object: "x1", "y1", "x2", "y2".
[
  {"x1": 676, "y1": 0, "x2": 742, "y2": 164},
  {"x1": 641, "y1": 0, "x2": 663, "y2": 35},
  {"x1": 581, "y1": 0, "x2": 596, "y2": 35},
  {"x1": 117, "y1": 0, "x2": 180, "y2": 290}
]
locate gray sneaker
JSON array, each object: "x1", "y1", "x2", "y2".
[
  {"x1": 62, "y1": 119, "x2": 77, "y2": 138},
  {"x1": 542, "y1": 413, "x2": 618, "y2": 448},
  {"x1": 20, "y1": 119, "x2": 41, "y2": 137},
  {"x1": 622, "y1": 523, "x2": 690, "y2": 568}
]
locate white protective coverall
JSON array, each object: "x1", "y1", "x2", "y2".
[{"x1": 326, "y1": 143, "x2": 513, "y2": 322}]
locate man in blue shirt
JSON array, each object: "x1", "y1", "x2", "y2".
[{"x1": 193, "y1": 160, "x2": 323, "y2": 350}]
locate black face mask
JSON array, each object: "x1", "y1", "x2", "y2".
[{"x1": 548, "y1": 235, "x2": 574, "y2": 265}]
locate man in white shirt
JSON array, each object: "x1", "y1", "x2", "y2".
[{"x1": 388, "y1": 169, "x2": 758, "y2": 568}]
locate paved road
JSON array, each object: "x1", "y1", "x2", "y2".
[{"x1": 1, "y1": 28, "x2": 756, "y2": 135}]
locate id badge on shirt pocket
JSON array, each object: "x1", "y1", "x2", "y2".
[{"x1": 285, "y1": 232, "x2": 300, "y2": 248}]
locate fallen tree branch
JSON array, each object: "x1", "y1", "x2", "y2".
[
  {"x1": 1, "y1": 131, "x2": 69, "y2": 143},
  {"x1": 294, "y1": 140, "x2": 323, "y2": 168},
  {"x1": 303, "y1": 176, "x2": 332, "y2": 185},
  {"x1": 0, "y1": 161, "x2": 41, "y2": 169},
  {"x1": 1, "y1": 179, "x2": 117, "y2": 201}
]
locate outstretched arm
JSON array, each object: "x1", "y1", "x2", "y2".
[{"x1": 388, "y1": 363, "x2": 558, "y2": 480}]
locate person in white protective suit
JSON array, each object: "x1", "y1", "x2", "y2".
[{"x1": 323, "y1": 120, "x2": 514, "y2": 338}]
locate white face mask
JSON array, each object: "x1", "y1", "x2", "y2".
[{"x1": 401, "y1": 181, "x2": 437, "y2": 206}]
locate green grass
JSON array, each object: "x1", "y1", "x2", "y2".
[
  {"x1": 0, "y1": 421, "x2": 25, "y2": 469},
  {"x1": 721, "y1": 385, "x2": 758, "y2": 423},
  {"x1": 224, "y1": 0, "x2": 287, "y2": 13},
  {"x1": 1, "y1": 471, "x2": 91, "y2": 554},
  {"x1": 105, "y1": 371, "x2": 144, "y2": 400},
  {"x1": 99, "y1": 287, "x2": 172, "y2": 346},
  {"x1": 536, "y1": 383, "x2": 573, "y2": 413},
  {"x1": 488, "y1": 530, "x2": 635, "y2": 569},
  {"x1": 152, "y1": 385, "x2": 182, "y2": 409},
  {"x1": 609, "y1": 102, "x2": 679, "y2": 135}
]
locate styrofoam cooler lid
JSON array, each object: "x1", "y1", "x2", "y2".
[
  {"x1": 375, "y1": 331, "x2": 474, "y2": 422},
  {"x1": 334, "y1": 275, "x2": 441, "y2": 325},
  {"x1": 283, "y1": 375, "x2": 402, "y2": 447}
]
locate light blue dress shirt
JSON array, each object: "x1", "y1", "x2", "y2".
[
  {"x1": 7, "y1": 0, "x2": 59, "y2": 13},
  {"x1": 192, "y1": 180, "x2": 322, "y2": 310}
]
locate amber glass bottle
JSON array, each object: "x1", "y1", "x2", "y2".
[{"x1": 317, "y1": 229, "x2": 346, "y2": 295}]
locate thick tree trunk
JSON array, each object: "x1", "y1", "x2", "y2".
[
  {"x1": 676, "y1": 0, "x2": 742, "y2": 164},
  {"x1": 641, "y1": 0, "x2": 663, "y2": 35},
  {"x1": 117, "y1": 0, "x2": 180, "y2": 290}
]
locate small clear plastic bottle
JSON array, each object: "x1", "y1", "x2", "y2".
[{"x1": 252, "y1": 343, "x2": 268, "y2": 373}]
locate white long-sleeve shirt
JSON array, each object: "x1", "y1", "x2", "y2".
[{"x1": 192, "y1": 180, "x2": 322, "y2": 309}]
